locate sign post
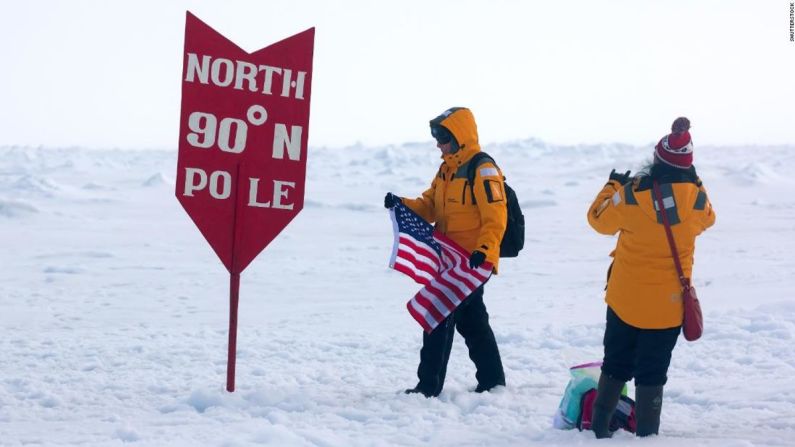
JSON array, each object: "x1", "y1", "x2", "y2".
[
  {"x1": 227, "y1": 272, "x2": 240, "y2": 391},
  {"x1": 175, "y1": 12, "x2": 314, "y2": 392}
]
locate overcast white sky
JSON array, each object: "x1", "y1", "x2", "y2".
[{"x1": 1, "y1": 0, "x2": 793, "y2": 148}]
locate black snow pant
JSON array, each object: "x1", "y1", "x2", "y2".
[
  {"x1": 601, "y1": 306, "x2": 680, "y2": 386},
  {"x1": 415, "y1": 285, "x2": 505, "y2": 396}
]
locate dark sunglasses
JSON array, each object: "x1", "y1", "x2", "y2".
[{"x1": 431, "y1": 126, "x2": 452, "y2": 144}]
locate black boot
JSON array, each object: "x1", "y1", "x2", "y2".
[
  {"x1": 591, "y1": 374, "x2": 625, "y2": 439},
  {"x1": 404, "y1": 384, "x2": 437, "y2": 398},
  {"x1": 474, "y1": 382, "x2": 504, "y2": 393},
  {"x1": 635, "y1": 385, "x2": 664, "y2": 437}
]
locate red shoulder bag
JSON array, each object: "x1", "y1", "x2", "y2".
[{"x1": 653, "y1": 182, "x2": 703, "y2": 341}]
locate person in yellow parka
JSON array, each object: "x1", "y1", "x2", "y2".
[
  {"x1": 586, "y1": 117, "x2": 716, "y2": 438},
  {"x1": 383, "y1": 107, "x2": 507, "y2": 397}
]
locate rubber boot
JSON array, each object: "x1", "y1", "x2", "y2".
[
  {"x1": 404, "y1": 385, "x2": 436, "y2": 398},
  {"x1": 591, "y1": 374, "x2": 625, "y2": 439},
  {"x1": 635, "y1": 385, "x2": 664, "y2": 437}
]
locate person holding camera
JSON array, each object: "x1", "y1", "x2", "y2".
[{"x1": 586, "y1": 117, "x2": 716, "y2": 437}]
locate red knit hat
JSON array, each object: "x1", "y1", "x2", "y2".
[{"x1": 655, "y1": 117, "x2": 693, "y2": 169}]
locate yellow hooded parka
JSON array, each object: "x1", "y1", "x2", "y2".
[
  {"x1": 402, "y1": 108, "x2": 508, "y2": 272},
  {"x1": 588, "y1": 176, "x2": 716, "y2": 329}
]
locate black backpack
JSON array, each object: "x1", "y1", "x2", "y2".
[{"x1": 466, "y1": 152, "x2": 525, "y2": 258}]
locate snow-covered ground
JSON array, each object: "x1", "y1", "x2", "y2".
[{"x1": 1, "y1": 141, "x2": 794, "y2": 446}]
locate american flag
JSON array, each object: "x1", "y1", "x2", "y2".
[{"x1": 389, "y1": 203, "x2": 492, "y2": 333}]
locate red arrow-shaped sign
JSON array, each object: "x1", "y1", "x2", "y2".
[{"x1": 175, "y1": 11, "x2": 314, "y2": 391}]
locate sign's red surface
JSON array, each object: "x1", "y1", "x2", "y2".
[{"x1": 176, "y1": 12, "x2": 314, "y2": 274}]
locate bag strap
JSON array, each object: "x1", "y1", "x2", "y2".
[
  {"x1": 466, "y1": 152, "x2": 496, "y2": 204},
  {"x1": 652, "y1": 181, "x2": 689, "y2": 289}
]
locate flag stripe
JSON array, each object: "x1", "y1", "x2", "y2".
[
  {"x1": 399, "y1": 235, "x2": 441, "y2": 266},
  {"x1": 396, "y1": 248, "x2": 438, "y2": 278},
  {"x1": 395, "y1": 255, "x2": 436, "y2": 282},
  {"x1": 413, "y1": 291, "x2": 447, "y2": 325},
  {"x1": 451, "y1": 255, "x2": 491, "y2": 283},
  {"x1": 447, "y1": 266, "x2": 479, "y2": 291},
  {"x1": 407, "y1": 300, "x2": 434, "y2": 333},
  {"x1": 437, "y1": 270, "x2": 474, "y2": 304},
  {"x1": 398, "y1": 253, "x2": 439, "y2": 277},
  {"x1": 423, "y1": 281, "x2": 458, "y2": 312},
  {"x1": 435, "y1": 275, "x2": 468, "y2": 306},
  {"x1": 394, "y1": 261, "x2": 432, "y2": 286},
  {"x1": 441, "y1": 242, "x2": 492, "y2": 281},
  {"x1": 418, "y1": 288, "x2": 454, "y2": 320}
]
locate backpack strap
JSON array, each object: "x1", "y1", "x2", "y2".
[{"x1": 466, "y1": 152, "x2": 498, "y2": 204}]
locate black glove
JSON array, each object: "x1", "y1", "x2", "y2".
[
  {"x1": 468, "y1": 250, "x2": 486, "y2": 269},
  {"x1": 608, "y1": 169, "x2": 632, "y2": 185},
  {"x1": 384, "y1": 192, "x2": 401, "y2": 209}
]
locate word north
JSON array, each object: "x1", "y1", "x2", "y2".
[{"x1": 185, "y1": 53, "x2": 307, "y2": 100}]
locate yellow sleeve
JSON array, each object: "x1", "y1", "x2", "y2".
[
  {"x1": 402, "y1": 177, "x2": 437, "y2": 223},
  {"x1": 587, "y1": 180, "x2": 623, "y2": 235},
  {"x1": 472, "y1": 162, "x2": 508, "y2": 265},
  {"x1": 697, "y1": 185, "x2": 716, "y2": 233}
]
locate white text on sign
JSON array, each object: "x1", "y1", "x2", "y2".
[
  {"x1": 185, "y1": 53, "x2": 307, "y2": 100},
  {"x1": 183, "y1": 169, "x2": 296, "y2": 210},
  {"x1": 181, "y1": 104, "x2": 302, "y2": 209},
  {"x1": 186, "y1": 106, "x2": 302, "y2": 160}
]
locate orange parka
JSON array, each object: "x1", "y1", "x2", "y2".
[
  {"x1": 402, "y1": 108, "x2": 508, "y2": 272},
  {"x1": 587, "y1": 176, "x2": 716, "y2": 329}
]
